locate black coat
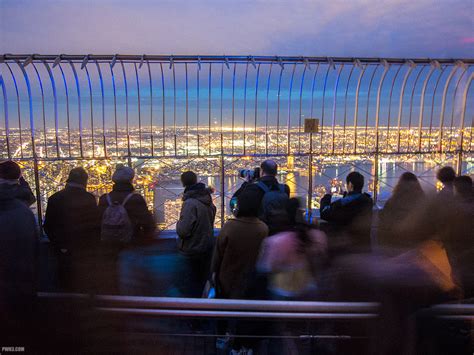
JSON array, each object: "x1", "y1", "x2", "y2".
[
  {"x1": 0, "y1": 183, "x2": 37, "y2": 315},
  {"x1": 320, "y1": 191, "x2": 373, "y2": 251},
  {"x1": 98, "y1": 182, "x2": 156, "y2": 245},
  {"x1": 44, "y1": 184, "x2": 101, "y2": 251}
]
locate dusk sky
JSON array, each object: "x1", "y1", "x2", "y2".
[
  {"x1": 1, "y1": 0, "x2": 473, "y2": 57},
  {"x1": 0, "y1": 0, "x2": 472, "y2": 129}
]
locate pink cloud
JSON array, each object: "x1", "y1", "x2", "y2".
[{"x1": 460, "y1": 37, "x2": 474, "y2": 44}]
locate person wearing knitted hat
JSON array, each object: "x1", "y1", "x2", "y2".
[
  {"x1": 0, "y1": 160, "x2": 37, "y2": 341},
  {"x1": 97, "y1": 164, "x2": 156, "y2": 294},
  {"x1": 43, "y1": 167, "x2": 101, "y2": 292}
]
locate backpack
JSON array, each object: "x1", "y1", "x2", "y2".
[
  {"x1": 100, "y1": 192, "x2": 135, "y2": 244},
  {"x1": 256, "y1": 181, "x2": 290, "y2": 231}
]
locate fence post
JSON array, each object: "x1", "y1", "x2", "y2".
[
  {"x1": 220, "y1": 154, "x2": 225, "y2": 229},
  {"x1": 307, "y1": 132, "x2": 313, "y2": 221},
  {"x1": 373, "y1": 151, "x2": 379, "y2": 205}
]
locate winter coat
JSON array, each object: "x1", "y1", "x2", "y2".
[
  {"x1": 44, "y1": 184, "x2": 101, "y2": 252},
  {"x1": 320, "y1": 191, "x2": 373, "y2": 252},
  {"x1": 176, "y1": 183, "x2": 216, "y2": 256},
  {"x1": 211, "y1": 217, "x2": 268, "y2": 299},
  {"x1": 98, "y1": 182, "x2": 156, "y2": 245},
  {"x1": 0, "y1": 183, "x2": 37, "y2": 315},
  {"x1": 257, "y1": 228, "x2": 327, "y2": 298}
]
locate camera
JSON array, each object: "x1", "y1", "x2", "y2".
[{"x1": 238, "y1": 167, "x2": 261, "y2": 181}]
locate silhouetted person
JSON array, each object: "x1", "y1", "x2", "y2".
[
  {"x1": 320, "y1": 171, "x2": 373, "y2": 252},
  {"x1": 0, "y1": 159, "x2": 36, "y2": 206},
  {"x1": 436, "y1": 166, "x2": 456, "y2": 197},
  {"x1": 0, "y1": 161, "x2": 37, "y2": 345},
  {"x1": 176, "y1": 171, "x2": 216, "y2": 297},
  {"x1": 378, "y1": 172, "x2": 425, "y2": 250},
  {"x1": 234, "y1": 160, "x2": 290, "y2": 235},
  {"x1": 453, "y1": 175, "x2": 473, "y2": 203},
  {"x1": 98, "y1": 165, "x2": 156, "y2": 294},
  {"x1": 44, "y1": 167, "x2": 100, "y2": 292}
]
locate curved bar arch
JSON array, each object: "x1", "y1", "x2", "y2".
[
  {"x1": 0, "y1": 74, "x2": 10, "y2": 158},
  {"x1": 83, "y1": 64, "x2": 95, "y2": 157},
  {"x1": 265, "y1": 63, "x2": 273, "y2": 155},
  {"x1": 447, "y1": 67, "x2": 469, "y2": 151},
  {"x1": 69, "y1": 61, "x2": 83, "y2": 157},
  {"x1": 331, "y1": 64, "x2": 344, "y2": 153},
  {"x1": 32, "y1": 63, "x2": 48, "y2": 156},
  {"x1": 427, "y1": 66, "x2": 448, "y2": 151},
  {"x1": 95, "y1": 61, "x2": 106, "y2": 157},
  {"x1": 342, "y1": 65, "x2": 356, "y2": 153},
  {"x1": 375, "y1": 63, "x2": 390, "y2": 151},
  {"x1": 417, "y1": 65, "x2": 436, "y2": 151},
  {"x1": 438, "y1": 65, "x2": 460, "y2": 151},
  {"x1": 396, "y1": 64, "x2": 415, "y2": 152},
  {"x1": 58, "y1": 63, "x2": 72, "y2": 156},
  {"x1": 353, "y1": 64, "x2": 368, "y2": 153},
  {"x1": 43, "y1": 61, "x2": 60, "y2": 157},
  {"x1": 287, "y1": 63, "x2": 297, "y2": 154}
]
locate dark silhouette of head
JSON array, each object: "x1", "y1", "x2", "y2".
[
  {"x1": 235, "y1": 189, "x2": 260, "y2": 217},
  {"x1": 0, "y1": 160, "x2": 21, "y2": 181},
  {"x1": 454, "y1": 175, "x2": 473, "y2": 197},
  {"x1": 436, "y1": 166, "x2": 456, "y2": 185},
  {"x1": 67, "y1": 167, "x2": 88, "y2": 187},
  {"x1": 180, "y1": 171, "x2": 198, "y2": 187},
  {"x1": 261, "y1": 160, "x2": 278, "y2": 177},
  {"x1": 392, "y1": 172, "x2": 424, "y2": 200},
  {"x1": 346, "y1": 171, "x2": 364, "y2": 193}
]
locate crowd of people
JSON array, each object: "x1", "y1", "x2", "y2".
[{"x1": 0, "y1": 158, "x2": 473, "y2": 353}]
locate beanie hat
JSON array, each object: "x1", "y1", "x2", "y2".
[
  {"x1": 66, "y1": 167, "x2": 88, "y2": 187},
  {"x1": 0, "y1": 160, "x2": 21, "y2": 181},
  {"x1": 112, "y1": 164, "x2": 135, "y2": 183}
]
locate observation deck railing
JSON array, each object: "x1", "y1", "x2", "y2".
[{"x1": 1, "y1": 55, "x2": 473, "y2": 230}]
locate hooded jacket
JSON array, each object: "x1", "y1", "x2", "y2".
[
  {"x1": 0, "y1": 183, "x2": 37, "y2": 315},
  {"x1": 176, "y1": 183, "x2": 216, "y2": 255}
]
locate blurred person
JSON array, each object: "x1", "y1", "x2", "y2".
[
  {"x1": 211, "y1": 188, "x2": 268, "y2": 355},
  {"x1": 0, "y1": 160, "x2": 36, "y2": 206},
  {"x1": 453, "y1": 175, "x2": 473, "y2": 202},
  {"x1": 319, "y1": 171, "x2": 373, "y2": 252},
  {"x1": 232, "y1": 160, "x2": 290, "y2": 235},
  {"x1": 176, "y1": 171, "x2": 216, "y2": 297},
  {"x1": 257, "y1": 198, "x2": 327, "y2": 300},
  {"x1": 0, "y1": 160, "x2": 38, "y2": 345},
  {"x1": 98, "y1": 164, "x2": 156, "y2": 294},
  {"x1": 44, "y1": 167, "x2": 100, "y2": 292},
  {"x1": 378, "y1": 172, "x2": 425, "y2": 250},
  {"x1": 436, "y1": 166, "x2": 456, "y2": 197}
]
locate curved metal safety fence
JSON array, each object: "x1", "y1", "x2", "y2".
[{"x1": 1, "y1": 55, "x2": 473, "y2": 230}]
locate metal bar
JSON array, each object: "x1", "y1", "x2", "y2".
[
  {"x1": 254, "y1": 63, "x2": 260, "y2": 153},
  {"x1": 32, "y1": 63, "x2": 48, "y2": 157},
  {"x1": 448, "y1": 68, "x2": 469, "y2": 152},
  {"x1": 458, "y1": 73, "x2": 473, "y2": 153},
  {"x1": 197, "y1": 63, "x2": 200, "y2": 155},
  {"x1": 230, "y1": 64, "x2": 236, "y2": 154},
  {"x1": 438, "y1": 65, "x2": 459, "y2": 152},
  {"x1": 287, "y1": 63, "x2": 297, "y2": 155},
  {"x1": 146, "y1": 61, "x2": 154, "y2": 156},
  {"x1": 4, "y1": 63, "x2": 23, "y2": 157},
  {"x1": 364, "y1": 65, "x2": 379, "y2": 151},
  {"x1": 69, "y1": 61, "x2": 83, "y2": 157},
  {"x1": 298, "y1": 63, "x2": 307, "y2": 153},
  {"x1": 342, "y1": 66, "x2": 356, "y2": 155},
  {"x1": 172, "y1": 60, "x2": 177, "y2": 156},
  {"x1": 428, "y1": 66, "x2": 447, "y2": 152},
  {"x1": 120, "y1": 61, "x2": 131, "y2": 165},
  {"x1": 243, "y1": 62, "x2": 249, "y2": 155},
  {"x1": 406, "y1": 65, "x2": 426, "y2": 153},
  {"x1": 276, "y1": 64, "x2": 284, "y2": 154},
  {"x1": 57, "y1": 64, "x2": 72, "y2": 157},
  {"x1": 160, "y1": 63, "x2": 165, "y2": 156},
  {"x1": 83, "y1": 64, "x2": 95, "y2": 157},
  {"x1": 396, "y1": 64, "x2": 415, "y2": 153},
  {"x1": 94, "y1": 61, "x2": 107, "y2": 157},
  {"x1": 353, "y1": 65, "x2": 368, "y2": 153},
  {"x1": 385, "y1": 65, "x2": 403, "y2": 152},
  {"x1": 220, "y1": 155, "x2": 225, "y2": 229},
  {"x1": 320, "y1": 65, "x2": 331, "y2": 152},
  {"x1": 185, "y1": 63, "x2": 189, "y2": 155},
  {"x1": 208, "y1": 63, "x2": 212, "y2": 154},
  {"x1": 134, "y1": 63, "x2": 142, "y2": 156},
  {"x1": 220, "y1": 63, "x2": 224, "y2": 154},
  {"x1": 331, "y1": 64, "x2": 344, "y2": 153},
  {"x1": 265, "y1": 63, "x2": 273, "y2": 155},
  {"x1": 97, "y1": 307, "x2": 378, "y2": 320},
  {"x1": 0, "y1": 74, "x2": 10, "y2": 158},
  {"x1": 375, "y1": 63, "x2": 390, "y2": 152},
  {"x1": 417, "y1": 65, "x2": 436, "y2": 151},
  {"x1": 17, "y1": 62, "x2": 43, "y2": 233},
  {"x1": 109, "y1": 63, "x2": 119, "y2": 156},
  {"x1": 42, "y1": 61, "x2": 60, "y2": 157},
  {"x1": 4, "y1": 54, "x2": 473, "y2": 65}
]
